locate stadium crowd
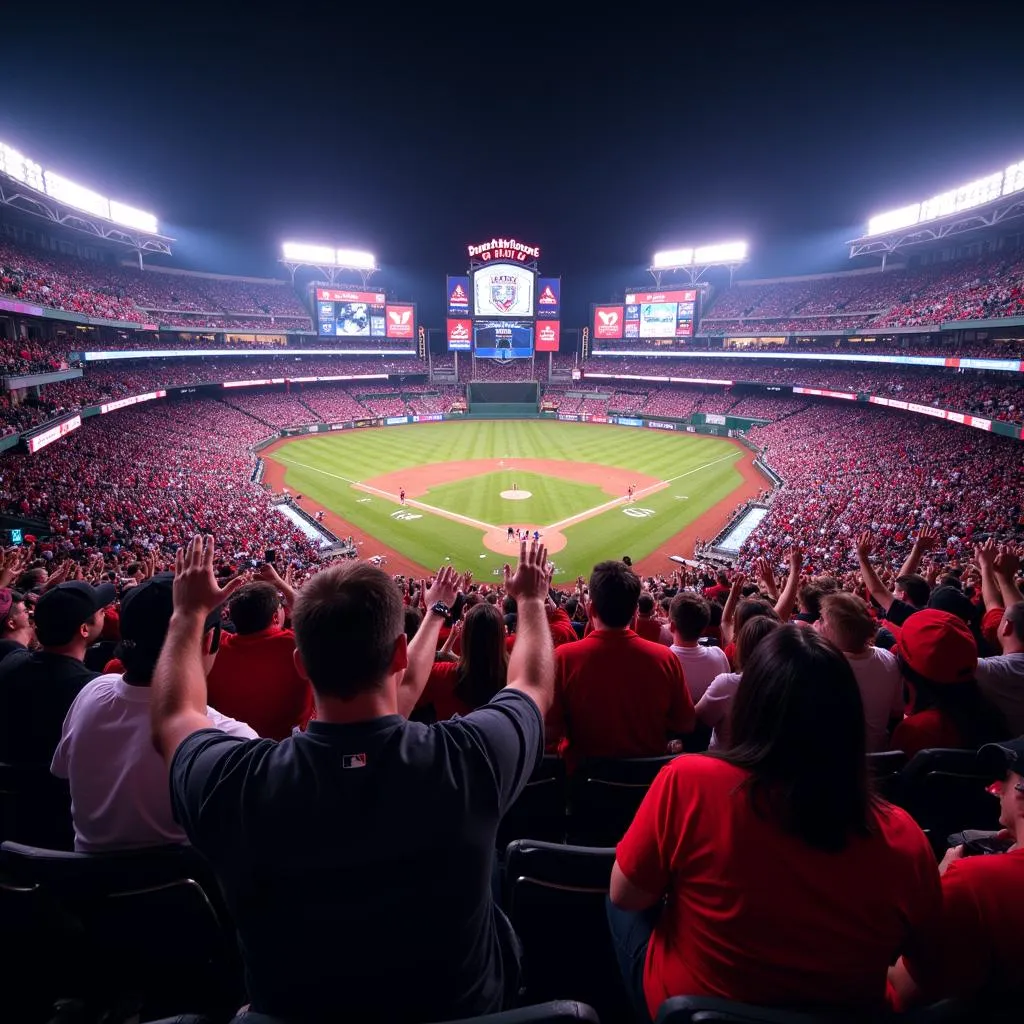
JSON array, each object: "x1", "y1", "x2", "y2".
[{"x1": 2, "y1": 389, "x2": 1024, "y2": 1021}]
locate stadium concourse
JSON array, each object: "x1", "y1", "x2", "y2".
[{"x1": 4, "y1": 237, "x2": 1024, "y2": 1023}]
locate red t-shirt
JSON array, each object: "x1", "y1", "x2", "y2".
[
  {"x1": 980, "y1": 606, "x2": 1005, "y2": 650},
  {"x1": 901, "y1": 847, "x2": 1024, "y2": 1002},
  {"x1": 635, "y1": 616, "x2": 668, "y2": 645},
  {"x1": 616, "y1": 756, "x2": 940, "y2": 1018},
  {"x1": 416, "y1": 661, "x2": 473, "y2": 721},
  {"x1": 547, "y1": 628, "x2": 694, "y2": 770},
  {"x1": 205, "y1": 626, "x2": 314, "y2": 740},
  {"x1": 889, "y1": 708, "x2": 964, "y2": 758}
]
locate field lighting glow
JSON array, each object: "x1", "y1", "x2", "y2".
[
  {"x1": 282, "y1": 243, "x2": 377, "y2": 269},
  {"x1": 867, "y1": 160, "x2": 1024, "y2": 236},
  {"x1": 652, "y1": 241, "x2": 748, "y2": 268},
  {"x1": 0, "y1": 140, "x2": 158, "y2": 233}
]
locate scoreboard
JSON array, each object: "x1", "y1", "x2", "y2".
[
  {"x1": 593, "y1": 289, "x2": 698, "y2": 340},
  {"x1": 316, "y1": 288, "x2": 415, "y2": 340}
]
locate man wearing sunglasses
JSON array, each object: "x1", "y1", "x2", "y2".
[
  {"x1": 51, "y1": 572, "x2": 256, "y2": 852},
  {"x1": 890, "y1": 737, "x2": 1024, "y2": 1006}
]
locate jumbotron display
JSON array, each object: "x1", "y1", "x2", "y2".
[
  {"x1": 593, "y1": 288, "x2": 698, "y2": 341},
  {"x1": 445, "y1": 237, "x2": 561, "y2": 358},
  {"x1": 315, "y1": 287, "x2": 415, "y2": 340}
]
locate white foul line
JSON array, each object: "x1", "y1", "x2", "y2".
[
  {"x1": 271, "y1": 456, "x2": 360, "y2": 486},
  {"x1": 544, "y1": 451, "x2": 741, "y2": 531}
]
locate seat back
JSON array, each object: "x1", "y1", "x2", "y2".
[
  {"x1": 896, "y1": 748, "x2": 999, "y2": 852},
  {"x1": 866, "y1": 750, "x2": 906, "y2": 802},
  {"x1": 0, "y1": 761, "x2": 74, "y2": 849},
  {"x1": 497, "y1": 755, "x2": 566, "y2": 848},
  {"x1": 0, "y1": 841, "x2": 242, "y2": 1018},
  {"x1": 504, "y1": 839, "x2": 623, "y2": 1021},
  {"x1": 656, "y1": 995, "x2": 847, "y2": 1023},
  {"x1": 568, "y1": 755, "x2": 676, "y2": 846},
  {"x1": 437, "y1": 1000, "x2": 601, "y2": 1023}
]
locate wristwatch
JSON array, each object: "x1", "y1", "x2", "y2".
[{"x1": 430, "y1": 601, "x2": 451, "y2": 618}]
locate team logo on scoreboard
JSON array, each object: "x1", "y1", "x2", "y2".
[
  {"x1": 388, "y1": 309, "x2": 412, "y2": 326},
  {"x1": 490, "y1": 275, "x2": 519, "y2": 313},
  {"x1": 451, "y1": 321, "x2": 470, "y2": 342},
  {"x1": 539, "y1": 284, "x2": 557, "y2": 305},
  {"x1": 597, "y1": 310, "x2": 619, "y2": 327},
  {"x1": 450, "y1": 283, "x2": 468, "y2": 306}
]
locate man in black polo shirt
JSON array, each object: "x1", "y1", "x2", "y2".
[
  {"x1": 153, "y1": 536, "x2": 554, "y2": 1023},
  {"x1": 0, "y1": 580, "x2": 111, "y2": 765}
]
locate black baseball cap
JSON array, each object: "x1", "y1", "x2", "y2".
[
  {"x1": 120, "y1": 572, "x2": 222, "y2": 654},
  {"x1": 978, "y1": 737, "x2": 1024, "y2": 779},
  {"x1": 34, "y1": 580, "x2": 116, "y2": 646},
  {"x1": 928, "y1": 584, "x2": 977, "y2": 624}
]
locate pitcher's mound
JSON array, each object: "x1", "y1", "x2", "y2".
[
  {"x1": 500, "y1": 490, "x2": 532, "y2": 500},
  {"x1": 483, "y1": 526, "x2": 567, "y2": 555}
]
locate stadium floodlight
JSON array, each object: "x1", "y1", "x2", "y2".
[
  {"x1": 0, "y1": 142, "x2": 44, "y2": 191},
  {"x1": 335, "y1": 248, "x2": 376, "y2": 270},
  {"x1": 866, "y1": 162, "x2": 1023, "y2": 237},
  {"x1": 693, "y1": 241, "x2": 748, "y2": 264},
  {"x1": 652, "y1": 248, "x2": 694, "y2": 270},
  {"x1": 282, "y1": 242, "x2": 337, "y2": 265},
  {"x1": 652, "y1": 242, "x2": 747, "y2": 269},
  {"x1": 43, "y1": 170, "x2": 109, "y2": 219},
  {"x1": 109, "y1": 200, "x2": 158, "y2": 233}
]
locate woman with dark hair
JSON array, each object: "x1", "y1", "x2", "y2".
[
  {"x1": 608, "y1": 625, "x2": 939, "y2": 1022},
  {"x1": 695, "y1": 615, "x2": 779, "y2": 749},
  {"x1": 414, "y1": 603, "x2": 509, "y2": 721}
]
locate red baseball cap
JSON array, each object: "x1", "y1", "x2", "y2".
[{"x1": 895, "y1": 608, "x2": 977, "y2": 685}]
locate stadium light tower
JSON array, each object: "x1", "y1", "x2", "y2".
[
  {"x1": 280, "y1": 242, "x2": 378, "y2": 285},
  {"x1": 649, "y1": 240, "x2": 748, "y2": 286}
]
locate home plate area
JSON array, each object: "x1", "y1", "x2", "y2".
[{"x1": 482, "y1": 525, "x2": 567, "y2": 555}]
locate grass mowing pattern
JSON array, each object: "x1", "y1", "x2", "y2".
[{"x1": 267, "y1": 420, "x2": 744, "y2": 580}]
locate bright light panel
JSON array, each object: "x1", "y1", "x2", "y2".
[
  {"x1": 335, "y1": 248, "x2": 376, "y2": 270},
  {"x1": 0, "y1": 143, "x2": 43, "y2": 191},
  {"x1": 44, "y1": 171, "x2": 109, "y2": 219},
  {"x1": 652, "y1": 241, "x2": 747, "y2": 268},
  {"x1": 867, "y1": 162, "x2": 1024, "y2": 236},
  {"x1": 282, "y1": 242, "x2": 336, "y2": 264},
  {"x1": 652, "y1": 248, "x2": 693, "y2": 269},
  {"x1": 109, "y1": 200, "x2": 158, "y2": 233}
]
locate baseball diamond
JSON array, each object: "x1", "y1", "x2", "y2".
[{"x1": 261, "y1": 419, "x2": 764, "y2": 581}]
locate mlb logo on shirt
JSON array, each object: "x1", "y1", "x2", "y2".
[{"x1": 343, "y1": 753, "x2": 367, "y2": 769}]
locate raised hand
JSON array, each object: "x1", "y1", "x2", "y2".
[
  {"x1": 503, "y1": 540, "x2": 550, "y2": 602},
  {"x1": 975, "y1": 537, "x2": 999, "y2": 569},
  {"x1": 425, "y1": 565, "x2": 460, "y2": 608},
  {"x1": 995, "y1": 545, "x2": 1021, "y2": 579},
  {"x1": 855, "y1": 531, "x2": 874, "y2": 560},
  {"x1": 0, "y1": 546, "x2": 30, "y2": 588},
  {"x1": 915, "y1": 523, "x2": 939, "y2": 551},
  {"x1": 172, "y1": 535, "x2": 245, "y2": 617}
]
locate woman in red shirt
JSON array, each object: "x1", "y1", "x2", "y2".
[
  {"x1": 608, "y1": 625, "x2": 941, "y2": 1022},
  {"x1": 415, "y1": 603, "x2": 509, "y2": 721}
]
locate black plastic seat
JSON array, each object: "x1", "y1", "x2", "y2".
[
  {"x1": 498, "y1": 755, "x2": 567, "y2": 849},
  {"x1": 0, "y1": 841, "x2": 242, "y2": 1019},
  {"x1": 894, "y1": 748, "x2": 1000, "y2": 854},
  {"x1": 866, "y1": 749, "x2": 906, "y2": 802},
  {"x1": 504, "y1": 839, "x2": 623, "y2": 1021},
  {"x1": 0, "y1": 760, "x2": 74, "y2": 849},
  {"x1": 567, "y1": 755, "x2": 676, "y2": 846}
]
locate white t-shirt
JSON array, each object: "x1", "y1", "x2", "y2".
[
  {"x1": 975, "y1": 652, "x2": 1024, "y2": 735},
  {"x1": 670, "y1": 643, "x2": 732, "y2": 703},
  {"x1": 51, "y1": 673, "x2": 256, "y2": 852},
  {"x1": 843, "y1": 646, "x2": 905, "y2": 753},
  {"x1": 695, "y1": 671, "x2": 742, "y2": 750}
]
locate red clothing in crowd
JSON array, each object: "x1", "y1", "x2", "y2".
[
  {"x1": 205, "y1": 626, "x2": 314, "y2": 740},
  {"x1": 889, "y1": 708, "x2": 964, "y2": 758},
  {"x1": 901, "y1": 847, "x2": 1024, "y2": 1002},
  {"x1": 416, "y1": 662, "x2": 471, "y2": 721},
  {"x1": 616, "y1": 757, "x2": 940, "y2": 1018},
  {"x1": 634, "y1": 615, "x2": 668, "y2": 645},
  {"x1": 547, "y1": 628, "x2": 694, "y2": 770}
]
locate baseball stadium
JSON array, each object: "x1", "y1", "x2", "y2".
[{"x1": 2, "y1": 44, "x2": 1024, "y2": 1024}]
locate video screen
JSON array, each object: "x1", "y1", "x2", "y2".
[
  {"x1": 625, "y1": 288, "x2": 698, "y2": 339},
  {"x1": 315, "y1": 288, "x2": 414, "y2": 339},
  {"x1": 473, "y1": 265, "x2": 535, "y2": 318},
  {"x1": 474, "y1": 319, "x2": 534, "y2": 359}
]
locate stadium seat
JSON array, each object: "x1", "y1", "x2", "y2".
[
  {"x1": 567, "y1": 756, "x2": 676, "y2": 846},
  {"x1": 866, "y1": 750, "x2": 906, "y2": 802},
  {"x1": 0, "y1": 760, "x2": 74, "y2": 849},
  {"x1": 504, "y1": 840, "x2": 624, "y2": 1021},
  {"x1": 894, "y1": 749, "x2": 1000, "y2": 855},
  {"x1": 497, "y1": 755, "x2": 567, "y2": 849},
  {"x1": 0, "y1": 841, "x2": 243, "y2": 1019},
  {"x1": 148, "y1": 1003, "x2": 601, "y2": 1024}
]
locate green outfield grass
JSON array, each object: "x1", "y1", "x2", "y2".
[{"x1": 267, "y1": 420, "x2": 746, "y2": 581}]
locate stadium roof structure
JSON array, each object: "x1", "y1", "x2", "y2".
[
  {"x1": 849, "y1": 159, "x2": 1024, "y2": 264},
  {"x1": 648, "y1": 241, "x2": 749, "y2": 286},
  {"x1": 0, "y1": 142, "x2": 173, "y2": 260}
]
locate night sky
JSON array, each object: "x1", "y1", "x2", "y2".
[{"x1": 3, "y1": 5, "x2": 1023, "y2": 327}]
